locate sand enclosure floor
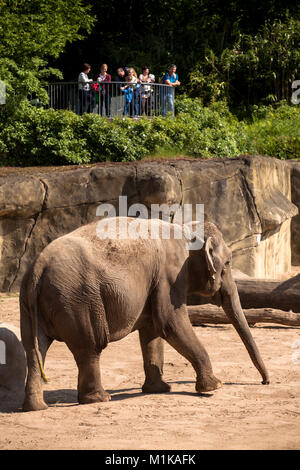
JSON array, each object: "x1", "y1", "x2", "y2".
[{"x1": 0, "y1": 293, "x2": 300, "y2": 450}]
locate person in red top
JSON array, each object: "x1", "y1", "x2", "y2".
[{"x1": 97, "y1": 64, "x2": 112, "y2": 118}]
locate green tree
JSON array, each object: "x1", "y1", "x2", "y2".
[
  {"x1": 52, "y1": 0, "x2": 299, "y2": 85},
  {"x1": 0, "y1": 0, "x2": 95, "y2": 114},
  {"x1": 231, "y1": 17, "x2": 300, "y2": 103},
  {"x1": 187, "y1": 16, "x2": 300, "y2": 106}
]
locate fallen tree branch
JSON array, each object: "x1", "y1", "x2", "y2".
[
  {"x1": 235, "y1": 275, "x2": 300, "y2": 313},
  {"x1": 187, "y1": 274, "x2": 300, "y2": 313},
  {"x1": 188, "y1": 304, "x2": 300, "y2": 327}
]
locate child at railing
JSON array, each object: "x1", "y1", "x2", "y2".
[{"x1": 120, "y1": 68, "x2": 140, "y2": 117}]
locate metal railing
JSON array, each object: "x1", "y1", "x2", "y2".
[{"x1": 45, "y1": 81, "x2": 175, "y2": 117}]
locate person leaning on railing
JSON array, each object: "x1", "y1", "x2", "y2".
[
  {"x1": 78, "y1": 63, "x2": 95, "y2": 114},
  {"x1": 115, "y1": 67, "x2": 126, "y2": 93},
  {"x1": 97, "y1": 64, "x2": 112, "y2": 118},
  {"x1": 161, "y1": 64, "x2": 180, "y2": 116}
]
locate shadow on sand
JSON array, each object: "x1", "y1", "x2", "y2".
[{"x1": 1, "y1": 379, "x2": 260, "y2": 412}]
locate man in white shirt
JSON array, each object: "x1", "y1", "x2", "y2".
[{"x1": 78, "y1": 63, "x2": 94, "y2": 114}]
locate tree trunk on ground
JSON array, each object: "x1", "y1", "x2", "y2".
[
  {"x1": 187, "y1": 274, "x2": 300, "y2": 313},
  {"x1": 188, "y1": 304, "x2": 300, "y2": 327}
]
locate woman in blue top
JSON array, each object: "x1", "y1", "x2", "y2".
[{"x1": 161, "y1": 64, "x2": 180, "y2": 116}]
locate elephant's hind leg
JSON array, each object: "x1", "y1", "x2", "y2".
[
  {"x1": 22, "y1": 327, "x2": 53, "y2": 412},
  {"x1": 72, "y1": 349, "x2": 110, "y2": 404},
  {"x1": 60, "y1": 295, "x2": 110, "y2": 405},
  {"x1": 139, "y1": 324, "x2": 171, "y2": 393}
]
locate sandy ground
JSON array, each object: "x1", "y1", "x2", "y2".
[{"x1": 0, "y1": 293, "x2": 300, "y2": 451}]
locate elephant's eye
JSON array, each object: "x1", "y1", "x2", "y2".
[{"x1": 225, "y1": 260, "x2": 231, "y2": 267}]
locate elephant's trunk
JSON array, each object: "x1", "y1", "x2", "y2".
[{"x1": 221, "y1": 270, "x2": 270, "y2": 385}]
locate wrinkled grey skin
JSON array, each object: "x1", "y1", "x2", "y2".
[{"x1": 20, "y1": 217, "x2": 269, "y2": 411}]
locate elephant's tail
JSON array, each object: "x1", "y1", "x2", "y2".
[{"x1": 27, "y1": 261, "x2": 48, "y2": 383}]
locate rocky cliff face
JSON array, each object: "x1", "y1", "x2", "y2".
[
  {"x1": 0, "y1": 156, "x2": 298, "y2": 292},
  {"x1": 288, "y1": 160, "x2": 300, "y2": 265}
]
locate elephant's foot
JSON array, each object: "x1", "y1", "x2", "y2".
[
  {"x1": 196, "y1": 374, "x2": 222, "y2": 393},
  {"x1": 23, "y1": 393, "x2": 48, "y2": 412},
  {"x1": 142, "y1": 379, "x2": 171, "y2": 394},
  {"x1": 78, "y1": 390, "x2": 111, "y2": 404}
]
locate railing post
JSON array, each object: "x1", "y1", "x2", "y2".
[{"x1": 172, "y1": 86, "x2": 175, "y2": 117}]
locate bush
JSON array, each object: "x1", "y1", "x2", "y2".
[
  {"x1": 0, "y1": 105, "x2": 90, "y2": 166},
  {"x1": 243, "y1": 102, "x2": 300, "y2": 159},
  {"x1": 0, "y1": 99, "x2": 298, "y2": 166}
]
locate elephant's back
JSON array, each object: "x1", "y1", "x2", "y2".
[
  {"x1": 66, "y1": 216, "x2": 186, "y2": 259},
  {"x1": 30, "y1": 216, "x2": 187, "y2": 296},
  {"x1": 33, "y1": 226, "x2": 159, "y2": 341},
  {"x1": 32, "y1": 220, "x2": 159, "y2": 299}
]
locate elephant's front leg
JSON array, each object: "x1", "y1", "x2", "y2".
[
  {"x1": 156, "y1": 306, "x2": 222, "y2": 393},
  {"x1": 139, "y1": 324, "x2": 171, "y2": 393}
]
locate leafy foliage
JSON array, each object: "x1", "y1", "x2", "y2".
[
  {"x1": 241, "y1": 102, "x2": 300, "y2": 159},
  {"x1": 0, "y1": 2, "x2": 299, "y2": 166},
  {"x1": 187, "y1": 16, "x2": 300, "y2": 105},
  {"x1": 1, "y1": 99, "x2": 298, "y2": 166},
  {"x1": 0, "y1": 0, "x2": 95, "y2": 114}
]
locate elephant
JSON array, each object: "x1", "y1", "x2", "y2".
[
  {"x1": 20, "y1": 217, "x2": 269, "y2": 412},
  {"x1": 0, "y1": 323, "x2": 27, "y2": 395}
]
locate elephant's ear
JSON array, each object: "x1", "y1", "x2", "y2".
[{"x1": 205, "y1": 237, "x2": 217, "y2": 279}]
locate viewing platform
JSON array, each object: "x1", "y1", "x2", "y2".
[{"x1": 45, "y1": 81, "x2": 176, "y2": 117}]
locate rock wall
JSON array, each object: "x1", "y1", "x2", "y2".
[
  {"x1": 0, "y1": 155, "x2": 298, "y2": 292},
  {"x1": 287, "y1": 160, "x2": 300, "y2": 265}
]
